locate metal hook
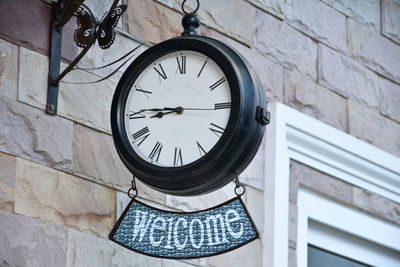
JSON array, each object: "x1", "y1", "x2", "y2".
[
  {"x1": 127, "y1": 176, "x2": 138, "y2": 199},
  {"x1": 182, "y1": 0, "x2": 200, "y2": 14}
]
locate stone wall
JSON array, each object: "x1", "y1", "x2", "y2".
[{"x1": 0, "y1": 0, "x2": 399, "y2": 266}]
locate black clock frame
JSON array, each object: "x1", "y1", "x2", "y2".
[{"x1": 111, "y1": 35, "x2": 267, "y2": 196}]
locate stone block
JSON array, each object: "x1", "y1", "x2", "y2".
[
  {"x1": 352, "y1": 187, "x2": 400, "y2": 225},
  {"x1": 379, "y1": 77, "x2": 400, "y2": 123},
  {"x1": 163, "y1": 260, "x2": 199, "y2": 267},
  {"x1": 382, "y1": 0, "x2": 400, "y2": 45},
  {"x1": 348, "y1": 19, "x2": 400, "y2": 84},
  {"x1": 0, "y1": 152, "x2": 16, "y2": 211},
  {"x1": 246, "y1": 0, "x2": 288, "y2": 19},
  {"x1": 116, "y1": 189, "x2": 165, "y2": 219},
  {"x1": 254, "y1": 9, "x2": 318, "y2": 79},
  {"x1": 245, "y1": 186, "x2": 264, "y2": 233},
  {"x1": 155, "y1": 0, "x2": 253, "y2": 45},
  {"x1": 187, "y1": 0, "x2": 253, "y2": 45},
  {"x1": 66, "y1": 229, "x2": 162, "y2": 267},
  {"x1": 0, "y1": 210, "x2": 68, "y2": 267},
  {"x1": 14, "y1": 158, "x2": 116, "y2": 238},
  {"x1": 18, "y1": 46, "x2": 48, "y2": 109},
  {"x1": 318, "y1": 44, "x2": 379, "y2": 109},
  {"x1": 284, "y1": 69, "x2": 347, "y2": 131},
  {"x1": 58, "y1": 68, "x2": 116, "y2": 133},
  {"x1": 73, "y1": 124, "x2": 131, "y2": 190},
  {"x1": 165, "y1": 182, "x2": 236, "y2": 212},
  {"x1": 288, "y1": 246, "x2": 297, "y2": 267},
  {"x1": 0, "y1": 96, "x2": 73, "y2": 171},
  {"x1": 287, "y1": 0, "x2": 346, "y2": 52},
  {"x1": 289, "y1": 160, "x2": 353, "y2": 205},
  {"x1": 200, "y1": 26, "x2": 283, "y2": 102},
  {"x1": 239, "y1": 137, "x2": 265, "y2": 191},
  {"x1": 321, "y1": 0, "x2": 380, "y2": 31},
  {"x1": 205, "y1": 238, "x2": 262, "y2": 267},
  {"x1": 76, "y1": 33, "x2": 146, "y2": 84},
  {"x1": 18, "y1": 47, "x2": 118, "y2": 133},
  {"x1": 0, "y1": 39, "x2": 18, "y2": 100},
  {"x1": 288, "y1": 202, "x2": 297, "y2": 248},
  {"x1": 348, "y1": 100, "x2": 400, "y2": 157},
  {"x1": 123, "y1": 0, "x2": 182, "y2": 44}
]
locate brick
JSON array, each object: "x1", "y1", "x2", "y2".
[
  {"x1": 318, "y1": 44, "x2": 379, "y2": 108},
  {"x1": 0, "y1": 210, "x2": 68, "y2": 267},
  {"x1": 254, "y1": 9, "x2": 318, "y2": 79},
  {"x1": 287, "y1": 0, "x2": 347, "y2": 52},
  {"x1": 321, "y1": 0, "x2": 380, "y2": 31},
  {"x1": 246, "y1": 0, "x2": 287, "y2": 19},
  {"x1": 18, "y1": 47, "x2": 117, "y2": 133},
  {"x1": 66, "y1": 229, "x2": 162, "y2": 267},
  {"x1": 284, "y1": 69, "x2": 347, "y2": 131},
  {"x1": 290, "y1": 160, "x2": 353, "y2": 205},
  {"x1": 379, "y1": 77, "x2": 400, "y2": 123},
  {"x1": 348, "y1": 100, "x2": 400, "y2": 157},
  {"x1": 0, "y1": 96, "x2": 73, "y2": 171},
  {"x1": 348, "y1": 19, "x2": 400, "y2": 84},
  {"x1": 0, "y1": 152, "x2": 16, "y2": 211},
  {"x1": 382, "y1": 0, "x2": 400, "y2": 45},
  {"x1": 352, "y1": 187, "x2": 400, "y2": 225},
  {"x1": 15, "y1": 158, "x2": 116, "y2": 238},
  {"x1": 0, "y1": 39, "x2": 18, "y2": 100}
]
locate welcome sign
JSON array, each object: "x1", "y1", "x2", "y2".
[{"x1": 109, "y1": 197, "x2": 259, "y2": 259}]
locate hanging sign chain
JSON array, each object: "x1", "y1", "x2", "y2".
[
  {"x1": 234, "y1": 173, "x2": 246, "y2": 196},
  {"x1": 127, "y1": 175, "x2": 138, "y2": 199},
  {"x1": 181, "y1": 0, "x2": 200, "y2": 14}
]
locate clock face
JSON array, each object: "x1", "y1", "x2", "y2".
[{"x1": 123, "y1": 50, "x2": 232, "y2": 167}]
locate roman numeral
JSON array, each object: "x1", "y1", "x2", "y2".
[
  {"x1": 209, "y1": 123, "x2": 225, "y2": 137},
  {"x1": 135, "y1": 85, "x2": 152, "y2": 99},
  {"x1": 154, "y1": 64, "x2": 167, "y2": 80},
  {"x1": 209, "y1": 77, "x2": 226, "y2": 91},
  {"x1": 132, "y1": 127, "x2": 150, "y2": 146},
  {"x1": 214, "y1": 102, "x2": 231, "y2": 110},
  {"x1": 197, "y1": 60, "x2": 208, "y2": 77},
  {"x1": 176, "y1": 56, "x2": 186, "y2": 74},
  {"x1": 129, "y1": 114, "x2": 145, "y2": 120},
  {"x1": 173, "y1": 147, "x2": 183, "y2": 166},
  {"x1": 196, "y1": 141, "x2": 206, "y2": 156},
  {"x1": 149, "y1": 142, "x2": 163, "y2": 162}
]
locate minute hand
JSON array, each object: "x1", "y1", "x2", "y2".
[{"x1": 182, "y1": 108, "x2": 215, "y2": 110}]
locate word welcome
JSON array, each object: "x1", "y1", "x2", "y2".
[
  {"x1": 110, "y1": 198, "x2": 258, "y2": 259},
  {"x1": 132, "y1": 208, "x2": 243, "y2": 250}
]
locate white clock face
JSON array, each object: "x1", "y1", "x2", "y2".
[{"x1": 124, "y1": 50, "x2": 232, "y2": 167}]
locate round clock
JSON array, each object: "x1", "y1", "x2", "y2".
[{"x1": 111, "y1": 34, "x2": 269, "y2": 196}]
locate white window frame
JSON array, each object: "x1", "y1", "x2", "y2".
[
  {"x1": 298, "y1": 188, "x2": 400, "y2": 267},
  {"x1": 263, "y1": 102, "x2": 400, "y2": 267}
]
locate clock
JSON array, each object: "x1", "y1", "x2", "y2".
[{"x1": 111, "y1": 35, "x2": 269, "y2": 196}]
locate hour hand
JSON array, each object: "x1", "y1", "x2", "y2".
[{"x1": 150, "y1": 110, "x2": 176, "y2": 118}]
